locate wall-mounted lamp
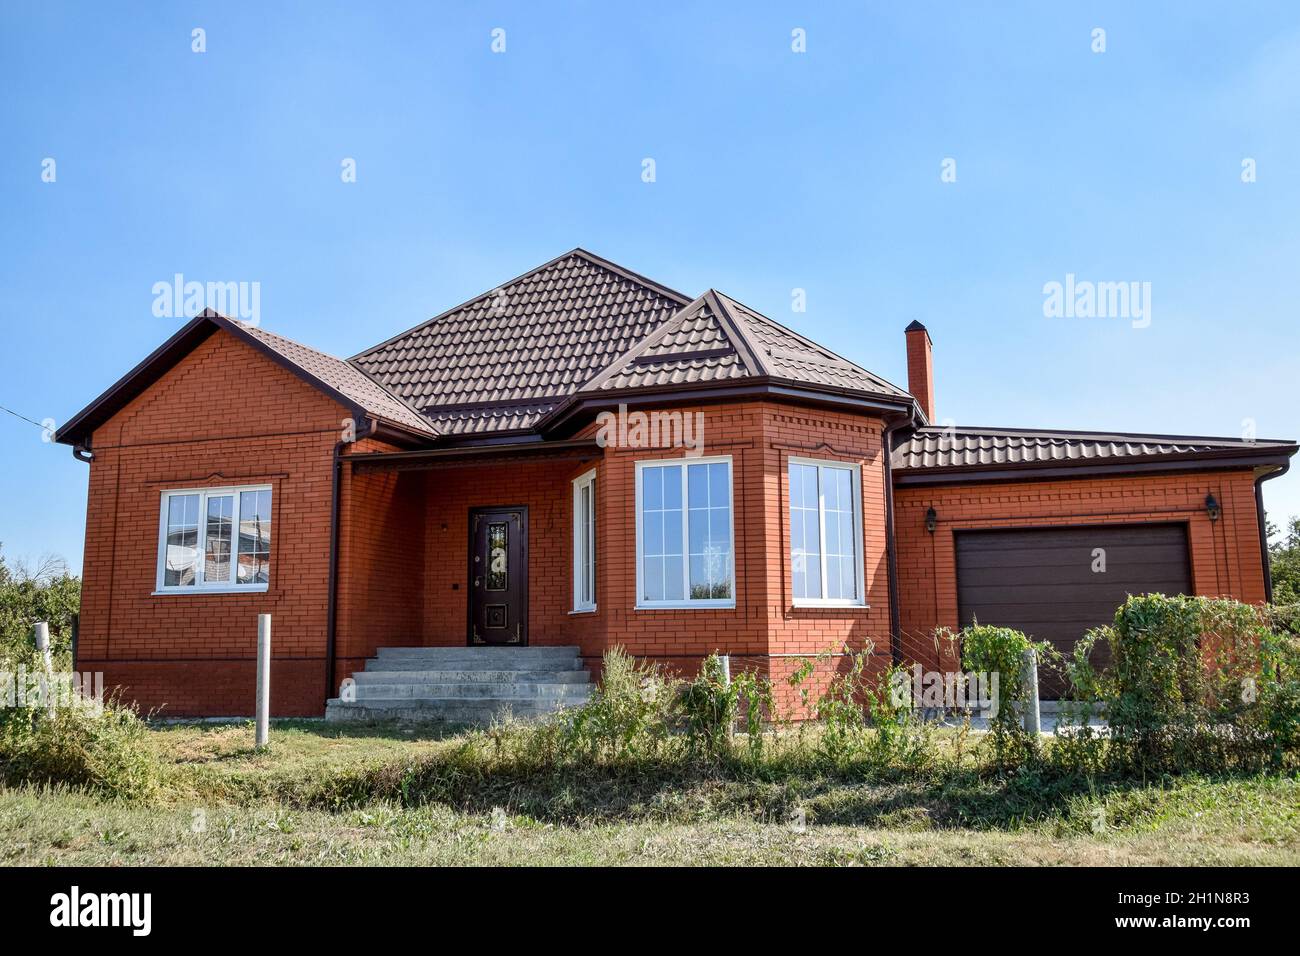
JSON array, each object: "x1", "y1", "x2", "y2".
[
  {"x1": 1205, "y1": 493, "x2": 1221, "y2": 523},
  {"x1": 925, "y1": 506, "x2": 938, "y2": 534}
]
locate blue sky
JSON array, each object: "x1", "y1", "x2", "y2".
[{"x1": 3, "y1": 1, "x2": 1299, "y2": 574}]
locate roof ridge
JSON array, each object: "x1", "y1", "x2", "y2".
[
  {"x1": 573, "y1": 291, "x2": 715, "y2": 394},
  {"x1": 710, "y1": 290, "x2": 912, "y2": 398},
  {"x1": 350, "y1": 248, "x2": 691, "y2": 362},
  {"x1": 705, "y1": 290, "x2": 769, "y2": 376}
]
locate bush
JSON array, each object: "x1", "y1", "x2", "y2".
[
  {"x1": 0, "y1": 696, "x2": 163, "y2": 801},
  {"x1": 1058, "y1": 594, "x2": 1299, "y2": 775},
  {"x1": 0, "y1": 546, "x2": 80, "y2": 667},
  {"x1": 953, "y1": 623, "x2": 1049, "y2": 767},
  {"x1": 560, "y1": 646, "x2": 676, "y2": 761},
  {"x1": 678, "y1": 654, "x2": 772, "y2": 762}
]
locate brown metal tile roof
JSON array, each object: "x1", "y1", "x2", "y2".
[
  {"x1": 422, "y1": 400, "x2": 563, "y2": 436},
  {"x1": 58, "y1": 249, "x2": 920, "y2": 448},
  {"x1": 53, "y1": 310, "x2": 439, "y2": 447},
  {"x1": 349, "y1": 249, "x2": 691, "y2": 432},
  {"x1": 578, "y1": 289, "x2": 911, "y2": 400},
  {"x1": 237, "y1": 321, "x2": 438, "y2": 437},
  {"x1": 893, "y1": 426, "x2": 1298, "y2": 474}
]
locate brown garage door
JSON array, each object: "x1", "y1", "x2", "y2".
[{"x1": 955, "y1": 524, "x2": 1191, "y2": 696}]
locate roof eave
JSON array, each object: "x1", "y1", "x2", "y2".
[
  {"x1": 893, "y1": 448, "x2": 1299, "y2": 487},
  {"x1": 54, "y1": 314, "x2": 220, "y2": 447},
  {"x1": 537, "y1": 377, "x2": 918, "y2": 437},
  {"x1": 54, "y1": 312, "x2": 440, "y2": 449}
]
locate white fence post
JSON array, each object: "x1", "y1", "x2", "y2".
[
  {"x1": 718, "y1": 655, "x2": 734, "y2": 738},
  {"x1": 1022, "y1": 646, "x2": 1041, "y2": 736},
  {"x1": 256, "y1": 614, "x2": 271, "y2": 748},
  {"x1": 33, "y1": 621, "x2": 52, "y2": 671},
  {"x1": 33, "y1": 622, "x2": 54, "y2": 717}
]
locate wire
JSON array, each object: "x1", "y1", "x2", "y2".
[{"x1": 0, "y1": 403, "x2": 52, "y2": 431}]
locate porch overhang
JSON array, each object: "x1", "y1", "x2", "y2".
[{"x1": 346, "y1": 437, "x2": 602, "y2": 473}]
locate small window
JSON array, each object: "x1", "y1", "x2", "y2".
[
  {"x1": 157, "y1": 486, "x2": 272, "y2": 592},
  {"x1": 789, "y1": 458, "x2": 865, "y2": 606},
  {"x1": 572, "y1": 469, "x2": 596, "y2": 612},
  {"x1": 636, "y1": 457, "x2": 734, "y2": 608}
]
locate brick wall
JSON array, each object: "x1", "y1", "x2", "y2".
[
  {"x1": 74, "y1": 335, "x2": 1273, "y2": 723},
  {"x1": 330, "y1": 400, "x2": 895, "y2": 718},
  {"x1": 77, "y1": 329, "x2": 347, "y2": 717},
  {"x1": 894, "y1": 469, "x2": 1268, "y2": 673}
]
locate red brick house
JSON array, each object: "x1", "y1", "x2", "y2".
[{"x1": 55, "y1": 249, "x2": 1296, "y2": 717}]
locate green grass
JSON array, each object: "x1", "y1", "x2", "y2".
[{"x1": 2, "y1": 719, "x2": 1298, "y2": 866}]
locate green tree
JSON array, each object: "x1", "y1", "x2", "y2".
[
  {"x1": 1269, "y1": 517, "x2": 1300, "y2": 606},
  {"x1": 0, "y1": 543, "x2": 81, "y2": 663}
]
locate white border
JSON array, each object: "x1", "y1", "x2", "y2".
[
  {"x1": 787, "y1": 456, "x2": 867, "y2": 608},
  {"x1": 155, "y1": 484, "x2": 273, "y2": 594},
  {"x1": 571, "y1": 468, "x2": 597, "y2": 613},
  {"x1": 634, "y1": 455, "x2": 736, "y2": 610}
]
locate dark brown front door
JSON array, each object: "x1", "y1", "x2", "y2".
[{"x1": 468, "y1": 506, "x2": 528, "y2": 646}]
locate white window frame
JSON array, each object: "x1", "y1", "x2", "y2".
[
  {"x1": 154, "y1": 484, "x2": 272, "y2": 595},
  {"x1": 634, "y1": 455, "x2": 736, "y2": 610},
  {"x1": 571, "y1": 468, "x2": 597, "y2": 613},
  {"x1": 788, "y1": 456, "x2": 867, "y2": 608}
]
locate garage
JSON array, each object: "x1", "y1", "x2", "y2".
[{"x1": 955, "y1": 524, "x2": 1192, "y2": 696}]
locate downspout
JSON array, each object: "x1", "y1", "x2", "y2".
[
  {"x1": 1255, "y1": 461, "x2": 1290, "y2": 604},
  {"x1": 882, "y1": 405, "x2": 917, "y2": 665},
  {"x1": 325, "y1": 416, "x2": 374, "y2": 704}
]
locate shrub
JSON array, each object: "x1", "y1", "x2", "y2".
[
  {"x1": 813, "y1": 650, "x2": 871, "y2": 764},
  {"x1": 561, "y1": 646, "x2": 676, "y2": 762},
  {"x1": 1059, "y1": 594, "x2": 1299, "y2": 775},
  {"x1": 953, "y1": 623, "x2": 1049, "y2": 767},
  {"x1": 0, "y1": 546, "x2": 80, "y2": 666},
  {"x1": 863, "y1": 662, "x2": 935, "y2": 774},
  {"x1": 678, "y1": 654, "x2": 773, "y2": 762},
  {"x1": 0, "y1": 694, "x2": 163, "y2": 801}
]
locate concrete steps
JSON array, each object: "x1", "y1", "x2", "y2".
[{"x1": 325, "y1": 645, "x2": 592, "y2": 725}]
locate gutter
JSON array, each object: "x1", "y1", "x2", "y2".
[
  {"x1": 881, "y1": 407, "x2": 917, "y2": 665},
  {"x1": 1255, "y1": 461, "x2": 1291, "y2": 604},
  {"x1": 536, "y1": 377, "x2": 915, "y2": 437},
  {"x1": 347, "y1": 437, "x2": 598, "y2": 466},
  {"x1": 325, "y1": 416, "x2": 375, "y2": 704},
  {"x1": 894, "y1": 452, "x2": 1297, "y2": 487}
]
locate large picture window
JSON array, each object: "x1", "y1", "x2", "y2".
[
  {"x1": 157, "y1": 485, "x2": 272, "y2": 592},
  {"x1": 635, "y1": 456, "x2": 734, "y2": 608},
  {"x1": 572, "y1": 469, "x2": 596, "y2": 612},
  {"x1": 788, "y1": 458, "x2": 865, "y2": 606}
]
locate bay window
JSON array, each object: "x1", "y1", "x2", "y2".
[
  {"x1": 789, "y1": 458, "x2": 865, "y2": 606},
  {"x1": 157, "y1": 485, "x2": 272, "y2": 592},
  {"x1": 635, "y1": 456, "x2": 734, "y2": 608}
]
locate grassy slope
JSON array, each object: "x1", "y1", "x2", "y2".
[{"x1": 2, "y1": 720, "x2": 1298, "y2": 866}]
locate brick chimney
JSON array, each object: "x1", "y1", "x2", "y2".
[{"x1": 905, "y1": 320, "x2": 934, "y2": 421}]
